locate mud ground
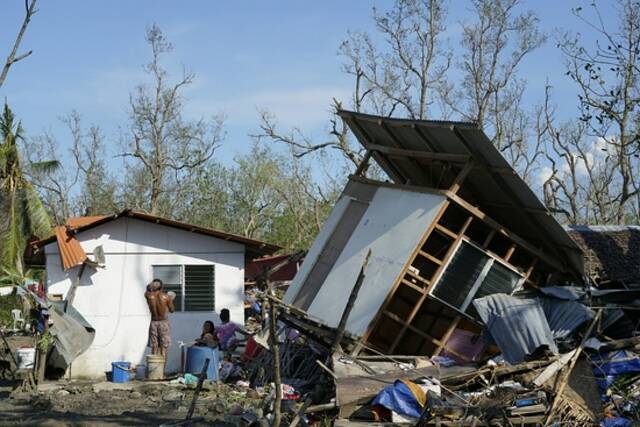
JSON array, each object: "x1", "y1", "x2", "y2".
[{"x1": 0, "y1": 379, "x2": 265, "y2": 426}]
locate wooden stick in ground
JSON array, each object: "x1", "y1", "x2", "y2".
[
  {"x1": 328, "y1": 249, "x2": 372, "y2": 362},
  {"x1": 543, "y1": 309, "x2": 603, "y2": 426},
  {"x1": 185, "y1": 357, "x2": 210, "y2": 421},
  {"x1": 268, "y1": 286, "x2": 282, "y2": 427}
]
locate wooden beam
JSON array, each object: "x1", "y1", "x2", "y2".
[
  {"x1": 367, "y1": 143, "x2": 470, "y2": 164},
  {"x1": 446, "y1": 191, "x2": 566, "y2": 273},
  {"x1": 343, "y1": 117, "x2": 406, "y2": 183},
  {"x1": 452, "y1": 128, "x2": 576, "y2": 275},
  {"x1": 448, "y1": 161, "x2": 475, "y2": 194},
  {"x1": 388, "y1": 215, "x2": 473, "y2": 354},
  {"x1": 353, "y1": 150, "x2": 372, "y2": 176},
  {"x1": 348, "y1": 174, "x2": 565, "y2": 273},
  {"x1": 357, "y1": 199, "x2": 450, "y2": 355},
  {"x1": 434, "y1": 316, "x2": 462, "y2": 356}
]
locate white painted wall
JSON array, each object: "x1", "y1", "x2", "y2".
[
  {"x1": 285, "y1": 186, "x2": 445, "y2": 336},
  {"x1": 45, "y1": 217, "x2": 245, "y2": 378}
]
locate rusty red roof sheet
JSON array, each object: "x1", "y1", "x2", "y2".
[
  {"x1": 54, "y1": 225, "x2": 88, "y2": 271},
  {"x1": 66, "y1": 216, "x2": 107, "y2": 229}
]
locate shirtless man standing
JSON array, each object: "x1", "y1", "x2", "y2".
[{"x1": 145, "y1": 279, "x2": 175, "y2": 361}]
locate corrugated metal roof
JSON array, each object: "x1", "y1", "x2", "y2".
[
  {"x1": 338, "y1": 110, "x2": 584, "y2": 276},
  {"x1": 54, "y1": 225, "x2": 88, "y2": 271},
  {"x1": 33, "y1": 209, "x2": 281, "y2": 258},
  {"x1": 66, "y1": 216, "x2": 107, "y2": 229}
]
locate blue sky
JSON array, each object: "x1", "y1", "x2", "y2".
[{"x1": 0, "y1": 0, "x2": 616, "y2": 164}]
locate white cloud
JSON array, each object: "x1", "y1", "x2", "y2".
[
  {"x1": 188, "y1": 85, "x2": 352, "y2": 129},
  {"x1": 538, "y1": 166, "x2": 553, "y2": 186}
]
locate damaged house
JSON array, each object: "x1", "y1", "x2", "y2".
[
  {"x1": 283, "y1": 111, "x2": 585, "y2": 360},
  {"x1": 29, "y1": 210, "x2": 279, "y2": 377}
]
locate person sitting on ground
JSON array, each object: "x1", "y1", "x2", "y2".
[
  {"x1": 194, "y1": 320, "x2": 218, "y2": 348},
  {"x1": 216, "y1": 308, "x2": 252, "y2": 352}
]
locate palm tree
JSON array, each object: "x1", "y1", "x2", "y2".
[{"x1": 0, "y1": 103, "x2": 58, "y2": 274}]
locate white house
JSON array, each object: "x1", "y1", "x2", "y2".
[{"x1": 31, "y1": 210, "x2": 279, "y2": 378}]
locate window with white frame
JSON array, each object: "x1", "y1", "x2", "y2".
[
  {"x1": 429, "y1": 240, "x2": 523, "y2": 316},
  {"x1": 151, "y1": 265, "x2": 215, "y2": 312}
]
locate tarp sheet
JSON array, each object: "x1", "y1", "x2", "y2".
[
  {"x1": 591, "y1": 350, "x2": 640, "y2": 397},
  {"x1": 372, "y1": 379, "x2": 426, "y2": 419}
]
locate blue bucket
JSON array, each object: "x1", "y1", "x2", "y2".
[{"x1": 111, "y1": 361, "x2": 131, "y2": 383}]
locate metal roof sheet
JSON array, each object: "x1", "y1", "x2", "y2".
[
  {"x1": 338, "y1": 110, "x2": 584, "y2": 276},
  {"x1": 34, "y1": 209, "x2": 281, "y2": 259},
  {"x1": 54, "y1": 225, "x2": 88, "y2": 271}
]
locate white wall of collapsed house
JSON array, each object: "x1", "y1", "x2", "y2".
[
  {"x1": 43, "y1": 217, "x2": 245, "y2": 378},
  {"x1": 284, "y1": 181, "x2": 446, "y2": 336}
]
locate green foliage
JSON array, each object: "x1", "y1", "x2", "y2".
[
  {"x1": 0, "y1": 103, "x2": 56, "y2": 272},
  {"x1": 37, "y1": 330, "x2": 54, "y2": 352},
  {"x1": 0, "y1": 291, "x2": 21, "y2": 329},
  {"x1": 179, "y1": 142, "x2": 338, "y2": 251}
]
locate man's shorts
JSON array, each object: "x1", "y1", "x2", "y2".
[{"x1": 148, "y1": 319, "x2": 171, "y2": 349}]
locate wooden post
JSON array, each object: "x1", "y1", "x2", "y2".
[
  {"x1": 268, "y1": 288, "x2": 282, "y2": 427},
  {"x1": 328, "y1": 250, "x2": 371, "y2": 360},
  {"x1": 186, "y1": 357, "x2": 210, "y2": 420}
]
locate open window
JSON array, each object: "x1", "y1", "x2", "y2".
[
  {"x1": 152, "y1": 264, "x2": 215, "y2": 312},
  {"x1": 429, "y1": 240, "x2": 523, "y2": 317}
]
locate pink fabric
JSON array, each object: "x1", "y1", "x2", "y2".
[
  {"x1": 442, "y1": 329, "x2": 485, "y2": 363},
  {"x1": 216, "y1": 322, "x2": 237, "y2": 349}
]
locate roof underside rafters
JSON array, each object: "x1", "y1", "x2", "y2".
[{"x1": 338, "y1": 110, "x2": 584, "y2": 277}]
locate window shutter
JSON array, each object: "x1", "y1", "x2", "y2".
[{"x1": 184, "y1": 265, "x2": 215, "y2": 311}]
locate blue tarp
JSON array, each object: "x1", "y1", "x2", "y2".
[
  {"x1": 372, "y1": 380, "x2": 423, "y2": 419},
  {"x1": 591, "y1": 350, "x2": 640, "y2": 397}
]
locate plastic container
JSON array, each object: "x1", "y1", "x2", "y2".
[
  {"x1": 135, "y1": 364, "x2": 146, "y2": 380},
  {"x1": 146, "y1": 354, "x2": 165, "y2": 380},
  {"x1": 111, "y1": 361, "x2": 131, "y2": 383},
  {"x1": 16, "y1": 347, "x2": 36, "y2": 369},
  {"x1": 185, "y1": 346, "x2": 219, "y2": 381}
]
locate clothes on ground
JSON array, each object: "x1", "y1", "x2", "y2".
[{"x1": 148, "y1": 319, "x2": 172, "y2": 349}]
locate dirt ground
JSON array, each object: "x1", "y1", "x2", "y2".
[{"x1": 0, "y1": 379, "x2": 265, "y2": 426}]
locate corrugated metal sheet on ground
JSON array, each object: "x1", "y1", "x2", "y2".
[
  {"x1": 473, "y1": 294, "x2": 558, "y2": 364},
  {"x1": 474, "y1": 293, "x2": 595, "y2": 363}
]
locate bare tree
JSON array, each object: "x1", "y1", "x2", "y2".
[
  {"x1": 256, "y1": 102, "x2": 362, "y2": 168},
  {"x1": 341, "y1": 0, "x2": 451, "y2": 119},
  {"x1": 555, "y1": 0, "x2": 640, "y2": 224},
  {"x1": 24, "y1": 131, "x2": 76, "y2": 223},
  {"x1": 120, "y1": 24, "x2": 224, "y2": 216},
  {"x1": 24, "y1": 112, "x2": 118, "y2": 222},
  {"x1": 0, "y1": 0, "x2": 38, "y2": 89},
  {"x1": 441, "y1": 0, "x2": 546, "y2": 155}
]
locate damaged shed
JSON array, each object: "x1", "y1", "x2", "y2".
[{"x1": 283, "y1": 111, "x2": 584, "y2": 359}]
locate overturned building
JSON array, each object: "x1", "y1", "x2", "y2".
[{"x1": 282, "y1": 111, "x2": 585, "y2": 360}]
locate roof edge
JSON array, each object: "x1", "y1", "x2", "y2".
[{"x1": 32, "y1": 209, "x2": 282, "y2": 255}]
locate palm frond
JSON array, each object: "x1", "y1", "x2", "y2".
[
  {"x1": 22, "y1": 184, "x2": 52, "y2": 238},
  {"x1": 0, "y1": 191, "x2": 23, "y2": 272}
]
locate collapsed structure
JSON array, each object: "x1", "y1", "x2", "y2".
[{"x1": 284, "y1": 110, "x2": 584, "y2": 358}]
